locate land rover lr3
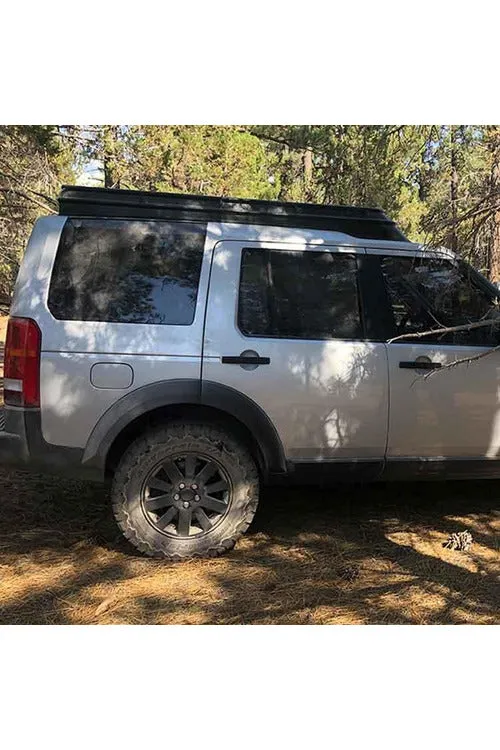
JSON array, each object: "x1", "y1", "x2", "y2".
[{"x1": 1, "y1": 186, "x2": 499, "y2": 559}]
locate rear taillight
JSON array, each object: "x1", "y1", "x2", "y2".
[{"x1": 4, "y1": 317, "x2": 41, "y2": 408}]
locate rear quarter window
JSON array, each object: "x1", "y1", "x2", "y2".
[{"x1": 48, "y1": 218, "x2": 206, "y2": 325}]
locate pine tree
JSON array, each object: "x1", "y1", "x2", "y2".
[{"x1": 0, "y1": 126, "x2": 73, "y2": 299}]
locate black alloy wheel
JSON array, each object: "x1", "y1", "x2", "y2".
[{"x1": 142, "y1": 453, "x2": 231, "y2": 538}]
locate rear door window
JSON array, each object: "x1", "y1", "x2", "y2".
[{"x1": 48, "y1": 218, "x2": 206, "y2": 325}]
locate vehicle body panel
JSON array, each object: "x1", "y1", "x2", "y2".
[
  {"x1": 4, "y1": 212, "x2": 500, "y2": 481},
  {"x1": 365, "y1": 247, "x2": 500, "y2": 460},
  {"x1": 9, "y1": 216, "x2": 215, "y2": 448},
  {"x1": 202, "y1": 238, "x2": 389, "y2": 462},
  {"x1": 385, "y1": 342, "x2": 500, "y2": 458}
]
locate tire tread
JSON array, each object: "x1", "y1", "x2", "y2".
[{"x1": 111, "y1": 422, "x2": 259, "y2": 560}]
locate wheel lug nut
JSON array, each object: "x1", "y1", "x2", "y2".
[
  {"x1": 194, "y1": 495, "x2": 200, "y2": 502},
  {"x1": 191, "y1": 483, "x2": 198, "y2": 490},
  {"x1": 183, "y1": 501, "x2": 190, "y2": 509},
  {"x1": 174, "y1": 493, "x2": 180, "y2": 501},
  {"x1": 179, "y1": 483, "x2": 185, "y2": 490}
]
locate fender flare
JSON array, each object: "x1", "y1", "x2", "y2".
[{"x1": 82, "y1": 379, "x2": 286, "y2": 476}]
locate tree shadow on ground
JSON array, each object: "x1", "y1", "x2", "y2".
[
  {"x1": 0, "y1": 469, "x2": 498, "y2": 624},
  {"x1": 189, "y1": 482, "x2": 500, "y2": 624}
]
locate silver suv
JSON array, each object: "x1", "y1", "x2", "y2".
[{"x1": 1, "y1": 186, "x2": 499, "y2": 559}]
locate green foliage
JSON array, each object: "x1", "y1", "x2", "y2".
[
  {"x1": 0, "y1": 126, "x2": 73, "y2": 298},
  {"x1": 419, "y1": 126, "x2": 493, "y2": 268},
  {"x1": 123, "y1": 126, "x2": 278, "y2": 199},
  {"x1": 1, "y1": 124, "x2": 500, "y2": 297}
]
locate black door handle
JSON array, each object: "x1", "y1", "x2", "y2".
[
  {"x1": 221, "y1": 355, "x2": 270, "y2": 365},
  {"x1": 399, "y1": 360, "x2": 442, "y2": 370}
]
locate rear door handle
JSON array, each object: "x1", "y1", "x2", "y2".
[
  {"x1": 221, "y1": 355, "x2": 270, "y2": 365},
  {"x1": 399, "y1": 360, "x2": 442, "y2": 370}
]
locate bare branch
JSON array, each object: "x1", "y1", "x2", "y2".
[
  {"x1": 387, "y1": 318, "x2": 500, "y2": 344},
  {"x1": 423, "y1": 344, "x2": 500, "y2": 378},
  {"x1": 53, "y1": 131, "x2": 94, "y2": 142},
  {"x1": 243, "y1": 127, "x2": 318, "y2": 154},
  {"x1": 0, "y1": 186, "x2": 57, "y2": 214},
  {"x1": 427, "y1": 191, "x2": 500, "y2": 232},
  {"x1": 0, "y1": 166, "x2": 59, "y2": 206}
]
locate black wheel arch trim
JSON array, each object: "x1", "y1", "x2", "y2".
[
  {"x1": 82, "y1": 379, "x2": 287, "y2": 477},
  {"x1": 201, "y1": 380, "x2": 286, "y2": 474}
]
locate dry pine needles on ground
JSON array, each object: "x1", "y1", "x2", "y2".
[{"x1": 0, "y1": 467, "x2": 498, "y2": 625}]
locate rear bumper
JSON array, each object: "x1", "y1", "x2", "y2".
[
  {"x1": 0, "y1": 406, "x2": 100, "y2": 481},
  {"x1": 0, "y1": 407, "x2": 30, "y2": 465}
]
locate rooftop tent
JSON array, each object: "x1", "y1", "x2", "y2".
[{"x1": 58, "y1": 186, "x2": 408, "y2": 242}]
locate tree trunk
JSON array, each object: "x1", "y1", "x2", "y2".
[
  {"x1": 488, "y1": 127, "x2": 500, "y2": 283},
  {"x1": 450, "y1": 125, "x2": 459, "y2": 253},
  {"x1": 303, "y1": 147, "x2": 313, "y2": 199},
  {"x1": 102, "y1": 126, "x2": 120, "y2": 188}
]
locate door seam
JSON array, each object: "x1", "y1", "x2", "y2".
[
  {"x1": 383, "y1": 342, "x2": 391, "y2": 462},
  {"x1": 200, "y1": 239, "x2": 223, "y2": 388}
]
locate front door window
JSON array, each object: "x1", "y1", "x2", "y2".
[{"x1": 381, "y1": 256, "x2": 500, "y2": 346}]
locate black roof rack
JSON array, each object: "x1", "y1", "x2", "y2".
[{"x1": 58, "y1": 185, "x2": 408, "y2": 242}]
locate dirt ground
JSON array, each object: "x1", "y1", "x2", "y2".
[
  {"x1": 0, "y1": 470, "x2": 498, "y2": 624},
  {"x1": 0, "y1": 316, "x2": 499, "y2": 625}
]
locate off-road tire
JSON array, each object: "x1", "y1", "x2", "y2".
[{"x1": 111, "y1": 422, "x2": 260, "y2": 560}]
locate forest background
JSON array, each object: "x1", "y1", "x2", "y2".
[{"x1": 1, "y1": 124, "x2": 499, "y2": 300}]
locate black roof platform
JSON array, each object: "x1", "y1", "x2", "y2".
[{"x1": 58, "y1": 185, "x2": 408, "y2": 242}]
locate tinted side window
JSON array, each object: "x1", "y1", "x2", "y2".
[
  {"x1": 239, "y1": 249, "x2": 362, "y2": 340},
  {"x1": 381, "y1": 256, "x2": 500, "y2": 346},
  {"x1": 48, "y1": 218, "x2": 206, "y2": 325}
]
